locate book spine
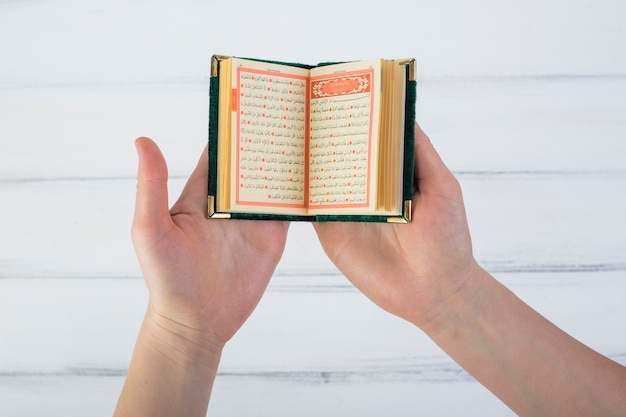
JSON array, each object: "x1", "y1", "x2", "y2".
[
  {"x1": 207, "y1": 75, "x2": 220, "y2": 202},
  {"x1": 403, "y1": 78, "x2": 417, "y2": 202}
]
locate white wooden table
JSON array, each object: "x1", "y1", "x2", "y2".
[{"x1": 1, "y1": 1, "x2": 625, "y2": 415}]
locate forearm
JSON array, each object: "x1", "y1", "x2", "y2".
[
  {"x1": 114, "y1": 306, "x2": 223, "y2": 417},
  {"x1": 422, "y1": 263, "x2": 626, "y2": 417}
]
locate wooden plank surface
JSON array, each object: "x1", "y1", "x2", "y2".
[{"x1": 1, "y1": 1, "x2": 625, "y2": 416}]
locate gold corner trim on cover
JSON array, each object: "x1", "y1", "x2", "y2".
[
  {"x1": 211, "y1": 55, "x2": 231, "y2": 77},
  {"x1": 404, "y1": 199, "x2": 412, "y2": 222},
  {"x1": 208, "y1": 196, "x2": 232, "y2": 219},
  {"x1": 387, "y1": 200, "x2": 412, "y2": 223},
  {"x1": 208, "y1": 195, "x2": 216, "y2": 218},
  {"x1": 396, "y1": 58, "x2": 416, "y2": 81}
]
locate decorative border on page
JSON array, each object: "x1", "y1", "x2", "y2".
[
  {"x1": 311, "y1": 74, "x2": 371, "y2": 99},
  {"x1": 234, "y1": 66, "x2": 309, "y2": 209},
  {"x1": 308, "y1": 69, "x2": 375, "y2": 210}
]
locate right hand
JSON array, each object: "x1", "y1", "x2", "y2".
[{"x1": 313, "y1": 123, "x2": 478, "y2": 331}]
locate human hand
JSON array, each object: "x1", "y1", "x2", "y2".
[
  {"x1": 316, "y1": 125, "x2": 626, "y2": 417},
  {"x1": 313, "y1": 124, "x2": 477, "y2": 331},
  {"x1": 132, "y1": 138, "x2": 289, "y2": 348}
]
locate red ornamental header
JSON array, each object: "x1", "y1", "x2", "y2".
[{"x1": 311, "y1": 74, "x2": 371, "y2": 99}]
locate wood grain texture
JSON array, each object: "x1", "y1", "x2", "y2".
[{"x1": 1, "y1": 1, "x2": 625, "y2": 415}]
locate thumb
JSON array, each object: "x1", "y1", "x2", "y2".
[
  {"x1": 413, "y1": 123, "x2": 457, "y2": 194},
  {"x1": 132, "y1": 137, "x2": 171, "y2": 243},
  {"x1": 414, "y1": 123, "x2": 452, "y2": 182}
]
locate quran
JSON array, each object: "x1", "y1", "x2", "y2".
[{"x1": 208, "y1": 55, "x2": 416, "y2": 222}]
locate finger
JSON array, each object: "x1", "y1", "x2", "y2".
[
  {"x1": 414, "y1": 123, "x2": 454, "y2": 186},
  {"x1": 171, "y1": 144, "x2": 209, "y2": 215},
  {"x1": 133, "y1": 137, "x2": 171, "y2": 236}
]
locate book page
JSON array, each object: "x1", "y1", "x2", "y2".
[
  {"x1": 377, "y1": 59, "x2": 407, "y2": 216},
  {"x1": 307, "y1": 59, "x2": 382, "y2": 213},
  {"x1": 229, "y1": 58, "x2": 310, "y2": 214}
]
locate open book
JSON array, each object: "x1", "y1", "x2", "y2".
[{"x1": 208, "y1": 55, "x2": 416, "y2": 222}]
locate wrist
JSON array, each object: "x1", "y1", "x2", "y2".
[
  {"x1": 415, "y1": 260, "x2": 489, "y2": 341},
  {"x1": 144, "y1": 304, "x2": 226, "y2": 369},
  {"x1": 115, "y1": 305, "x2": 224, "y2": 417}
]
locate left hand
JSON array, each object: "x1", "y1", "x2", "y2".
[{"x1": 131, "y1": 137, "x2": 289, "y2": 348}]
